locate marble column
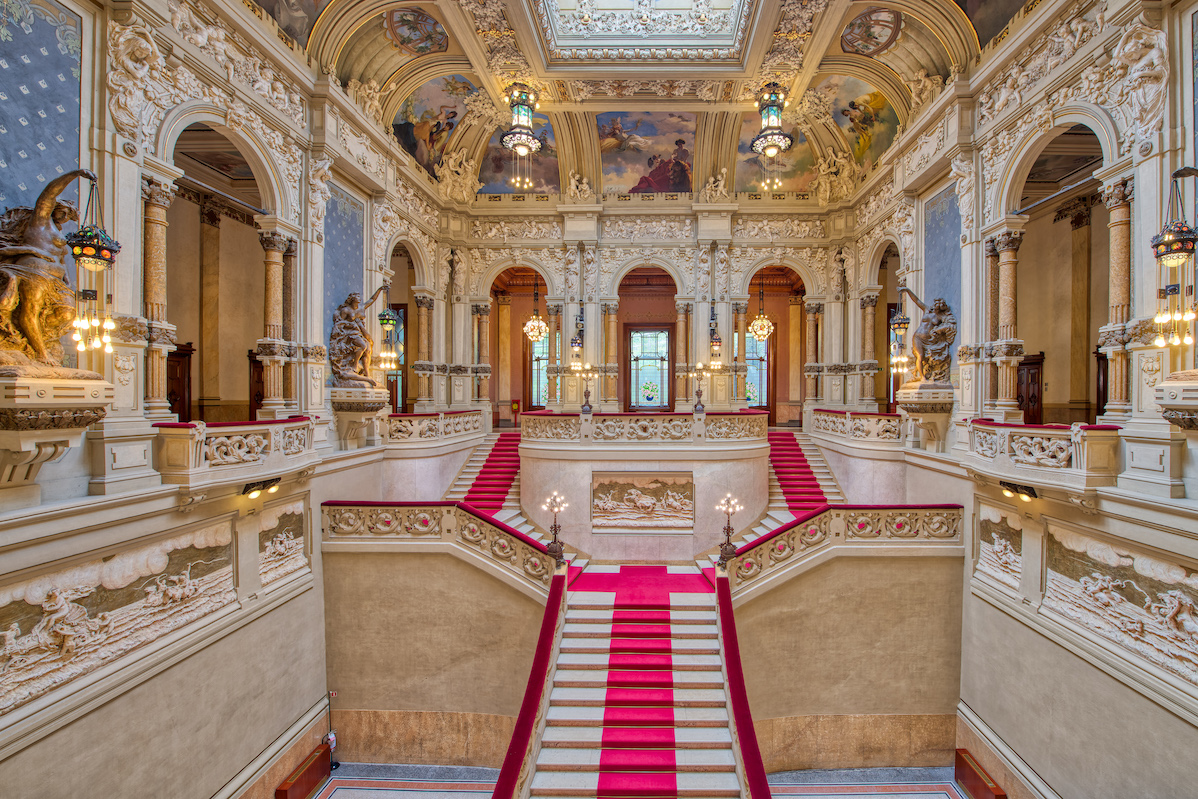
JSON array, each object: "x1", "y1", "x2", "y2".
[
  {"x1": 675, "y1": 302, "x2": 689, "y2": 405},
  {"x1": 994, "y1": 230, "x2": 1024, "y2": 415},
  {"x1": 733, "y1": 302, "x2": 747, "y2": 403},
  {"x1": 603, "y1": 302, "x2": 618, "y2": 404},
  {"x1": 547, "y1": 304, "x2": 561, "y2": 404},
  {"x1": 282, "y1": 239, "x2": 298, "y2": 411},
  {"x1": 860, "y1": 292, "x2": 879, "y2": 406},
  {"x1": 198, "y1": 199, "x2": 221, "y2": 420},
  {"x1": 415, "y1": 295, "x2": 434, "y2": 403},
  {"x1": 804, "y1": 302, "x2": 821, "y2": 401},
  {"x1": 142, "y1": 179, "x2": 176, "y2": 418},
  {"x1": 496, "y1": 295, "x2": 512, "y2": 420},
  {"x1": 257, "y1": 231, "x2": 288, "y2": 414},
  {"x1": 984, "y1": 237, "x2": 1000, "y2": 409},
  {"x1": 476, "y1": 303, "x2": 491, "y2": 403},
  {"x1": 1102, "y1": 180, "x2": 1133, "y2": 418}
]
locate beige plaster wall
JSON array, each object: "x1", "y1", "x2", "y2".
[
  {"x1": 323, "y1": 551, "x2": 543, "y2": 765},
  {"x1": 0, "y1": 588, "x2": 326, "y2": 799},
  {"x1": 737, "y1": 556, "x2": 963, "y2": 771},
  {"x1": 960, "y1": 596, "x2": 1198, "y2": 799}
]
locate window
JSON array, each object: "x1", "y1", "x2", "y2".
[
  {"x1": 629, "y1": 328, "x2": 670, "y2": 409},
  {"x1": 528, "y1": 332, "x2": 559, "y2": 408},
  {"x1": 744, "y1": 333, "x2": 768, "y2": 407}
]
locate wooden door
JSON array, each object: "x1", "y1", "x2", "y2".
[
  {"x1": 248, "y1": 350, "x2": 264, "y2": 420},
  {"x1": 167, "y1": 342, "x2": 194, "y2": 422},
  {"x1": 1017, "y1": 352, "x2": 1044, "y2": 425}
]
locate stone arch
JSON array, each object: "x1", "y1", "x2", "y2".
[
  {"x1": 993, "y1": 104, "x2": 1119, "y2": 220},
  {"x1": 154, "y1": 101, "x2": 288, "y2": 220},
  {"x1": 386, "y1": 232, "x2": 434, "y2": 292},
  {"x1": 477, "y1": 256, "x2": 558, "y2": 298},
  {"x1": 861, "y1": 235, "x2": 902, "y2": 289},
  {"x1": 607, "y1": 257, "x2": 688, "y2": 298},
  {"x1": 737, "y1": 255, "x2": 820, "y2": 298}
]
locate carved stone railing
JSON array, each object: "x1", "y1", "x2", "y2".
[
  {"x1": 810, "y1": 408, "x2": 903, "y2": 445},
  {"x1": 727, "y1": 504, "x2": 964, "y2": 598},
  {"x1": 154, "y1": 416, "x2": 318, "y2": 491},
  {"x1": 963, "y1": 419, "x2": 1121, "y2": 492},
  {"x1": 383, "y1": 409, "x2": 485, "y2": 445},
  {"x1": 520, "y1": 410, "x2": 767, "y2": 446},
  {"x1": 321, "y1": 501, "x2": 555, "y2": 595}
]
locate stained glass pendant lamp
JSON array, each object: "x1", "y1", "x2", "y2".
[
  {"x1": 751, "y1": 82, "x2": 793, "y2": 191},
  {"x1": 1151, "y1": 167, "x2": 1198, "y2": 347},
  {"x1": 502, "y1": 83, "x2": 540, "y2": 192},
  {"x1": 68, "y1": 175, "x2": 120, "y2": 354},
  {"x1": 524, "y1": 284, "x2": 548, "y2": 343},
  {"x1": 748, "y1": 273, "x2": 774, "y2": 342}
]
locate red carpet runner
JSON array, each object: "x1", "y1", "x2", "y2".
[
  {"x1": 532, "y1": 565, "x2": 740, "y2": 798},
  {"x1": 767, "y1": 431, "x2": 826, "y2": 514},
  {"x1": 463, "y1": 432, "x2": 521, "y2": 516}
]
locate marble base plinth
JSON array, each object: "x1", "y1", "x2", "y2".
[
  {"x1": 897, "y1": 383, "x2": 955, "y2": 453},
  {"x1": 331, "y1": 387, "x2": 388, "y2": 449}
]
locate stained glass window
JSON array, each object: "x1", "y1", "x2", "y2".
[
  {"x1": 745, "y1": 334, "x2": 768, "y2": 407},
  {"x1": 529, "y1": 332, "x2": 559, "y2": 408},
  {"x1": 630, "y1": 329, "x2": 670, "y2": 409}
]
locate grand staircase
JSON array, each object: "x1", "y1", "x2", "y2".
[{"x1": 531, "y1": 565, "x2": 742, "y2": 798}]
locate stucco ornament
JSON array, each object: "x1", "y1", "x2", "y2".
[
  {"x1": 898, "y1": 284, "x2": 957, "y2": 386},
  {"x1": 347, "y1": 78, "x2": 385, "y2": 127},
  {"x1": 950, "y1": 154, "x2": 975, "y2": 233},
  {"x1": 307, "y1": 156, "x2": 333, "y2": 237},
  {"x1": 699, "y1": 169, "x2": 729, "y2": 203},
  {"x1": 1109, "y1": 20, "x2": 1168, "y2": 141},
  {"x1": 566, "y1": 171, "x2": 594, "y2": 202},
  {"x1": 435, "y1": 150, "x2": 482, "y2": 204},
  {"x1": 328, "y1": 286, "x2": 389, "y2": 387},
  {"x1": 0, "y1": 170, "x2": 102, "y2": 377},
  {"x1": 904, "y1": 69, "x2": 942, "y2": 112}
]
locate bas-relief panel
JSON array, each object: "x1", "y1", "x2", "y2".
[
  {"x1": 322, "y1": 182, "x2": 365, "y2": 345},
  {"x1": 734, "y1": 111, "x2": 815, "y2": 193},
  {"x1": 0, "y1": 521, "x2": 236, "y2": 715},
  {"x1": 0, "y1": 0, "x2": 81, "y2": 209},
  {"x1": 597, "y1": 112, "x2": 695, "y2": 194},
  {"x1": 975, "y1": 503, "x2": 1022, "y2": 591},
  {"x1": 922, "y1": 183, "x2": 962, "y2": 370},
  {"x1": 814, "y1": 75, "x2": 899, "y2": 171},
  {"x1": 1044, "y1": 525, "x2": 1198, "y2": 689},
  {"x1": 258, "y1": 499, "x2": 308, "y2": 586},
  {"x1": 592, "y1": 472, "x2": 694, "y2": 530},
  {"x1": 478, "y1": 113, "x2": 559, "y2": 194},
  {"x1": 392, "y1": 74, "x2": 475, "y2": 177}
]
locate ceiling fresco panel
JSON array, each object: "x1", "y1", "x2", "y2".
[
  {"x1": 815, "y1": 75, "x2": 900, "y2": 170},
  {"x1": 597, "y1": 112, "x2": 696, "y2": 194},
  {"x1": 392, "y1": 74, "x2": 476, "y2": 176},
  {"x1": 479, "y1": 114, "x2": 561, "y2": 194},
  {"x1": 733, "y1": 112, "x2": 815, "y2": 194}
]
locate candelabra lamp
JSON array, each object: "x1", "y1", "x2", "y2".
[
  {"x1": 716, "y1": 493, "x2": 743, "y2": 567},
  {"x1": 542, "y1": 490, "x2": 568, "y2": 565},
  {"x1": 687, "y1": 362, "x2": 712, "y2": 412},
  {"x1": 578, "y1": 363, "x2": 599, "y2": 413}
]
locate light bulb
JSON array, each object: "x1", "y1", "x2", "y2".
[
  {"x1": 91, "y1": 337, "x2": 101, "y2": 349},
  {"x1": 268, "y1": 485, "x2": 279, "y2": 494},
  {"x1": 248, "y1": 489, "x2": 262, "y2": 500},
  {"x1": 104, "y1": 317, "x2": 115, "y2": 330},
  {"x1": 1186, "y1": 334, "x2": 1194, "y2": 345},
  {"x1": 104, "y1": 342, "x2": 113, "y2": 354},
  {"x1": 72, "y1": 332, "x2": 82, "y2": 342},
  {"x1": 77, "y1": 341, "x2": 86, "y2": 352},
  {"x1": 515, "y1": 144, "x2": 529, "y2": 157},
  {"x1": 1155, "y1": 312, "x2": 1166, "y2": 323},
  {"x1": 1155, "y1": 334, "x2": 1167, "y2": 347},
  {"x1": 764, "y1": 144, "x2": 779, "y2": 158},
  {"x1": 1002, "y1": 488, "x2": 1014, "y2": 498},
  {"x1": 1186, "y1": 309, "x2": 1196, "y2": 322},
  {"x1": 1173, "y1": 310, "x2": 1184, "y2": 322},
  {"x1": 102, "y1": 333, "x2": 111, "y2": 344},
  {"x1": 1020, "y1": 493, "x2": 1032, "y2": 503},
  {"x1": 1170, "y1": 332, "x2": 1181, "y2": 345},
  {"x1": 90, "y1": 313, "x2": 100, "y2": 326}
]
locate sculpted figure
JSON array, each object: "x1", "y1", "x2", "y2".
[
  {"x1": 1112, "y1": 21, "x2": 1169, "y2": 139},
  {"x1": 0, "y1": 169, "x2": 102, "y2": 374},
  {"x1": 328, "y1": 286, "x2": 389, "y2": 387},
  {"x1": 898, "y1": 284, "x2": 956, "y2": 385}
]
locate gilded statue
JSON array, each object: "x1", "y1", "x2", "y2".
[
  {"x1": 898, "y1": 284, "x2": 956, "y2": 386},
  {"x1": 328, "y1": 286, "x2": 388, "y2": 388},
  {"x1": 0, "y1": 169, "x2": 100, "y2": 377}
]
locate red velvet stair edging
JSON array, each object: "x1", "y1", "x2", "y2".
[{"x1": 463, "y1": 431, "x2": 521, "y2": 516}]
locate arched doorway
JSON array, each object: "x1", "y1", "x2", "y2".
[
  {"x1": 742, "y1": 266, "x2": 805, "y2": 425},
  {"x1": 1009, "y1": 123, "x2": 1107, "y2": 423},
  {"x1": 490, "y1": 267, "x2": 553, "y2": 422},
  {"x1": 616, "y1": 268, "x2": 679, "y2": 411},
  {"x1": 384, "y1": 244, "x2": 417, "y2": 413},
  {"x1": 165, "y1": 123, "x2": 268, "y2": 422},
  {"x1": 875, "y1": 243, "x2": 901, "y2": 412}
]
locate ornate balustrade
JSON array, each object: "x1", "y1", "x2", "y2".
[
  {"x1": 154, "y1": 416, "x2": 318, "y2": 490},
  {"x1": 810, "y1": 408, "x2": 903, "y2": 445},
  {"x1": 520, "y1": 410, "x2": 767, "y2": 446},
  {"x1": 321, "y1": 501, "x2": 555, "y2": 595},
  {"x1": 963, "y1": 419, "x2": 1121, "y2": 492},
  {"x1": 383, "y1": 410, "x2": 485, "y2": 445},
  {"x1": 727, "y1": 503, "x2": 964, "y2": 597}
]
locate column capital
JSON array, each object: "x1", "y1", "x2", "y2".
[
  {"x1": 141, "y1": 178, "x2": 175, "y2": 209},
  {"x1": 602, "y1": 302, "x2": 619, "y2": 314},
  {"x1": 984, "y1": 237, "x2": 999, "y2": 258},
  {"x1": 790, "y1": 294, "x2": 808, "y2": 306},
  {"x1": 284, "y1": 238, "x2": 298, "y2": 258},
  {"x1": 1053, "y1": 197, "x2": 1092, "y2": 230},
  {"x1": 994, "y1": 230, "x2": 1024, "y2": 253},
  {"x1": 805, "y1": 301, "x2": 824, "y2": 316},
  {"x1": 415, "y1": 295, "x2": 435, "y2": 310},
  {"x1": 495, "y1": 294, "x2": 513, "y2": 306},
  {"x1": 859, "y1": 293, "x2": 879, "y2": 309},
  {"x1": 732, "y1": 302, "x2": 749, "y2": 314},
  {"x1": 200, "y1": 199, "x2": 223, "y2": 228},
  {"x1": 546, "y1": 304, "x2": 563, "y2": 317},
  {"x1": 259, "y1": 231, "x2": 289, "y2": 252},
  {"x1": 675, "y1": 302, "x2": 689, "y2": 315},
  {"x1": 1103, "y1": 178, "x2": 1133, "y2": 209}
]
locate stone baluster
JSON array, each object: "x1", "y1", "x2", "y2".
[
  {"x1": 547, "y1": 304, "x2": 561, "y2": 403},
  {"x1": 415, "y1": 295, "x2": 434, "y2": 402},
  {"x1": 860, "y1": 292, "x2": 879, "y2": 402},
  {"x1": 675, "y1": 302, "x2": 689, "y2": 403},
  {"x1": 142, "y1": 179, "x2": 175, "y2": 418},
  {"x1": 984, "y1": 238, "x2": 999, "y2": 409},
  {"x1": 603, "y1": 302, "x2": 618, "y2": 402},
  {"x1": 476, "y1": 303, "x2": 491, "y2": 403},
  {"x1": 257, "y1": 232, "x2": 289, "y2": 414},
  {"x1": 733, "y1": 302, "x2": 747, "y2": 401},
  {"x1": 994, "y1": 231, "x2": 1024, "y2": 416},
  {"x1": 1102, "y1": 180, "x2": 1133, "y2": 418}
]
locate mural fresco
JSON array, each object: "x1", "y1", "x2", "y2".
[
  {"x1": 592, "y1": 473, "x2": 694, "y2": 530},
  {"x1": 841, "y1": 7, "x2": 902, "y2": 56},
  {"x1": 253, "y1": 0, "x2": 329, "y2": 48},
  {"x1": 734, "y1": 112, "x2": 816, "y2": 193},
  {"x1": 392, "y1": 74, "x2": 475, "y2": 176},
  {"x1": 0, "y1": 521, "x2": 236, "y2": 715},
  {"x1": 922, "y1": 183, "x2": 962, "y2": 370},
  {"x1": 0, "y1": 0, "x2": 81, "y2": 210},
  {"x1": 597, "y1": 112, "x2": 695, "y2": 194},
  {"x1": 956, "y1": 0, "x2": 1023, "y2": 48},
  {"x1": 383, "y1": 8, "x2": 448, "y2": 55},
  {"x1": 815, "y1": 75, "x2": 899, "y2": 170},
  {"x1": 975, "y1": 504, "x2": 1022, "y2": 591},
  {"x1": 322, "y1": 183, "x2": 365, "y2": 344},
  {"x1": 478, "y1": 113, "x2": 560, "y2": 194},
  {"x1": 1044, "y1": 525, "x2": 1198, "y2": 688},
  {"x1": 258, "y1": 499, "x2": 307, "y2": 586}
]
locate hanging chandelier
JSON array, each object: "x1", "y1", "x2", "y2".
[
  {"x1": 1151, "y1": 167, "x2": 1198, "y2": 347},
  {"x1": 68, "y1": 175, "x2": 120, "y2": 354},
  {"x1": 748, "y1": 273, "x2": 774, "y2": 342},
  {"x1": 524, "y1": 284, "x2": 548, "y2": 343},
  {"x1": 889, "y1": 308, "x2": 911, "y2": 377},
  {"x1": 751, "y1": 82, "x2": 793, "y2": 192},
  {"x1": 502, "y1": 83, "x2": 540, "y2": 192},
  {"x1": 378, "y1": 288, "x2": 400, "y2": 370}
]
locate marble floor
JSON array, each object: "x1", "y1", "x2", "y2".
[{"x1": 316, "y1": 764, "x2": 966, "y2": 799}]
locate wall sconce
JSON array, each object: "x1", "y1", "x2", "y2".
[
  {"x1": 999, "y1": 480, "x2": 1037, "y2": 502},
  {"x1": 242, "y1": 477, "x2": 281, "y2": 499},
  {"x1": 709, "y1": 306, "x2": 722, "y2": 366},
  {"x1": 570, "y1": 310, "x2": 584, "y2": 363}
]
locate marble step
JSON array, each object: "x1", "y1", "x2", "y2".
[
  {"x1": 554, "y1": 652, "x2": 723, "y2": 671},
  {"x1": 561, "y1": 623, "x2": 719, "y2": 639},
  {"x1": 535, "y1": 746, "x2": 737, "y2": 771},
  {"x1": 564, "y1": 609, "x2": 716, "y2": 624},
  {"x1": 544, "y1": 704, "x2": 730, "y2": 727},
  {"x1": 540, "y1": 726, "x2": 733, "y2": 748},
  {"x1": 548, "y1": 686, "x2": 728, "y2": 707},
  {"x1": 553, "y1": 669, "x2": 726, "y2": 689},
  {"x1": 529, "y1": 770, "x2": 741, "y2": 797}
]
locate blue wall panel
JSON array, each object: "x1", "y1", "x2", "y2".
[
  {"x1": 922, "y1": 184, "x2": 962, "y2": 370},
  {"x1": 322, "y1": 183, "x2": 365, "y2": 345}
]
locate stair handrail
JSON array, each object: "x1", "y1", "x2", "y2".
[
  {"x1": 734, "y1": 502, "x2": 964, "y2": 556},
  {"x1": 492, "y1": 566, "x2": 568, "y2": 799},
  {"x1": 715, "y1": 568, "x2": 772, "y2": 799},
  {"x1": 322, "y1": 500, "x2": 550, "y2": 554}
]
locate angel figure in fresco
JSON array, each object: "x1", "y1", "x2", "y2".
[
  {"x1": 599, "y1": 117, "x2": 650, "y2": 153},
  {"x1": 841, "y1": 90, "x2": 887, "y2": 161},
  {"x1": 329, "y1": 285, "x2": 390, "y2": 387}
]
